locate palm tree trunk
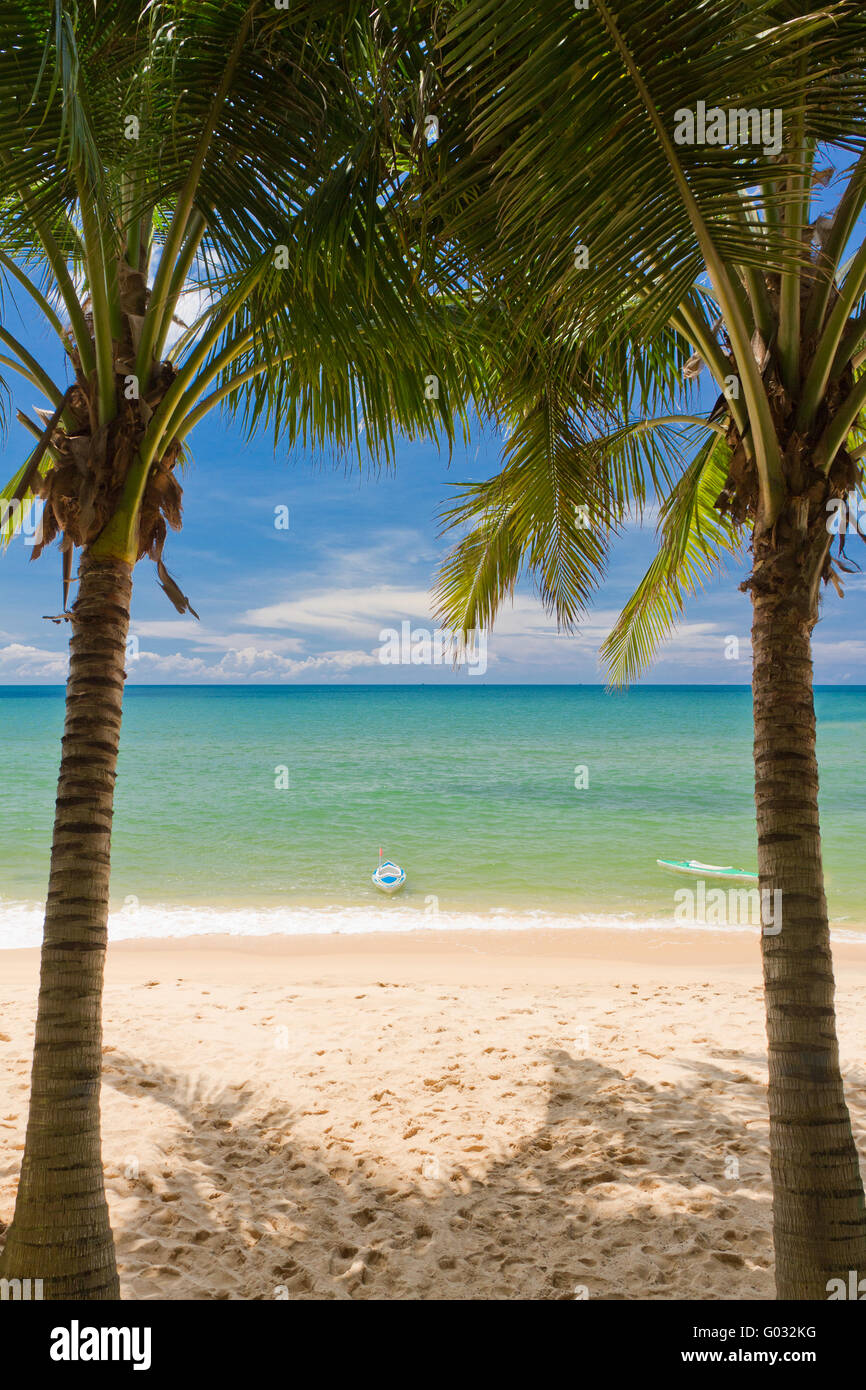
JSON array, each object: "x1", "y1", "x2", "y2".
[
  {"x1": 0, "y1": 550, "x2": 132, "y2": 1299},
  {"x1": 752, "y1": 578, "x2": 866, "y2": 1300}
]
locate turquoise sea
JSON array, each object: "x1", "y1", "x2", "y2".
[{"x1": 1, "y1": 684, "x2": 864, "y2": 947}]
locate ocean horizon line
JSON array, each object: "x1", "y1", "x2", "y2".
[{"x1": 2, "y1": 681, "x2": 865, "y2": 691}]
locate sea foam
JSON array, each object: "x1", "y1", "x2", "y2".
[{"x1": 1, "y1": 897, "x2": 864, "y2": 950}]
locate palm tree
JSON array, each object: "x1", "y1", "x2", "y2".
[
  {"x1": 0, "y1": 0, "x2": 482, "y2": 1298},
  {"x1": 428, "y1": 0, "x2": 866, "y2": 1298}
]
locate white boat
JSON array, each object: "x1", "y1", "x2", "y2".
[
  {"x1": 372, "y1": 851, "x2": 406, "y2": 895},
  {"x1": 656, "y1": 857, "x2": 757, "y2": 883}
]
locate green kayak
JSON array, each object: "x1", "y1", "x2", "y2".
[{"x1": 656, "y1": 858, "x2": 758, "y2": 883}]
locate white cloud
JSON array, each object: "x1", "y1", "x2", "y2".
[
  {"x1": 0, "y1": 642, "x2": 67, "y2": 679},
  {"x1": 131, "y1": 622, "x2": 306, "y2": 654},
  {"x1": 812, "y1": 638, "x2": 866, "y2": 661},
  {"x1": 0, "y1": 586, "x2": 761, "y2": 688},
  {"x1": 243, "y1": 586, "x2": 436, "y2": 636},
  {"x1": 128, "y1": 646, "x2": 379, "y2": 683},
  {"x1": 131, "y1": 620, "x2": 204, "y2": 640},
  {"x1": 237, "y1": 585, "x2": 756, "y2": 678}
]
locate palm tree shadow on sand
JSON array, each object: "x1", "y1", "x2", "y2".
[{"x1": 99, "y1": 1045, "x2": 781, "y2": 1300}]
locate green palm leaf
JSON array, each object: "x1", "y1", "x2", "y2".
[{"x1": 600, "y1": 431, "x2": 743, "y2": 686}]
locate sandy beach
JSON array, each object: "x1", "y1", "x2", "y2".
[{"x1": 2, "y1": 927, "x2": 866, "y2": 1301}]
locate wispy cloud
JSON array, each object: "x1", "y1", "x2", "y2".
[{"x1": 242, "y1": 586, "x2": 436, "y2": 636}]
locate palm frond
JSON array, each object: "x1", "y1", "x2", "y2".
[
  {"x1": 435, "y1": 0, "x2": 866, "y2": 347},
  {"x1": 600, "y1": 431, "x2": 743, "y2": 686}
]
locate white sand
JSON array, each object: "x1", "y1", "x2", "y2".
[{"x1": 2, "y1": 927, "x2": 866, "y2": 1300}]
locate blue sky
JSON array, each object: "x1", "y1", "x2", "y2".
[{"x1": 1, "y1": 253, "x2": 865, "y2": 686}]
